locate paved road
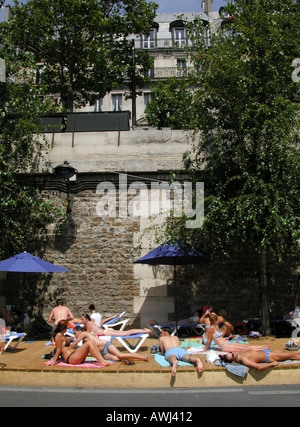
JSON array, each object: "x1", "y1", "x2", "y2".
[{"x1": 0, "y1": 385, "x2": 299, "y2": 408}]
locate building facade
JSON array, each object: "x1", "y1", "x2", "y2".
[{"x1": 78, "y1": 1, "x2": 222, "y2": 127}]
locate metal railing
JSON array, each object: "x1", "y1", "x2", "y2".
[
  {"x1": 149, "y1": 66, "x2": 194, "y2": 78},
  {"x1": 134, "y1": 36, "x2": 210, "y2": 50}
]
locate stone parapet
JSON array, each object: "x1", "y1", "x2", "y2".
[{"x1": 39, "y1": 128, "x2": 194, "y2": 174}]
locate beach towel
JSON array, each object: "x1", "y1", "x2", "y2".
[
  {"x1": 215, "y1": 359, "x2": 249, "y2": 378},
  {"x1": 180, "y1": 338, "x2": 204, "y2": 348},
  {"x1": 182, "y1": 336, "x2": 248, "y2": 353},
  {"x1": 154, "y1": 353, "x2": 193, "y2": 367},
  {"x1": 44, "y1": 359, "x2": 111, "y2": 368}
]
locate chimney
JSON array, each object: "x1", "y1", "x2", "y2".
[
  {"x1": 5, "y1": 4, "x2": 13, "y2": 22},
  {"x1": 202, "y1": 0, "x2": 213, "y2": 14}
]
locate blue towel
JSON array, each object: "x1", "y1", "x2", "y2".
[
  {"x1": 225, "y1": 363, "x2": 248, "y2": 378},
  {"x1": 154, "y1": 353, "x2": 193, "y2": 367},
  {"x1": 215, "y1": 359, "x2": 248, "y2": 378}
]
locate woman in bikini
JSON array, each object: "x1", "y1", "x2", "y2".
[
  {"x1": 80, "y1": 314, "x2": 153, "y2": 337},
  {"x1": 47, "y1": 319, "x2": 111, "y2": 366},
  {"x1": 202, "y1": 313, "x2": 271, "y2": 353},
  {"x1": 72, "y1": 326, "x2": 149, "y2": 363}
]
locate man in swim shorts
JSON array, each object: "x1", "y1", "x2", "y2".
[
  {"x1": 159, "y1": 329, "x2": 204, "y2": 377},
  {"x1": 220, "y1": 347, "x2": 300, "y2": 370}
]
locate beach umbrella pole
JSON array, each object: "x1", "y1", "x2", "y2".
[{"x1": 174, "y1": 265, "x2": 179, "y2": 335}]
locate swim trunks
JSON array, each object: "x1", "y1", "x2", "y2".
[
  {"x1": 101, "y1": 341, "x2": 113, "y2": 357},
  {"x1": 164, "y1": 347, "x2": 187, "y2": 361},
  {"x1": 263, "y1": 349, "x2": 270, "y2": 363}
]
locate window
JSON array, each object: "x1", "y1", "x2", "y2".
[
  {"x1": 143, "y1": 93, "x2": 152, "y2": 111},
  {"x1": 177, "y1": 59, "x2": 187, "y2": 76},
  {"x1": 174, "y1": 28, "x2": 186, "y2": 47},
  {"x1": 35, "y1": 64, "x2": 45, "y2": 84},
  {"x1": 94, "y1": 98, "x2": 103, "y2": 112},
  {"x1": 112, "y1": 94, "x2": 122, "y2": 111},
  {"x1": 143, "y1": 29, "x2": 156, "y2": 48},
  {"x1": 144, "y1": 68, "x2": 155, "y2": 79}
]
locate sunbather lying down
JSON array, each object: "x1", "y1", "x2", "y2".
[
  {"x1": 159, "y1": 329, "x2": 204, "y2": 377},
  {"x1": 72, "y1": 326, "x2": 149, "y2": 363},
  {"x1": 220, "y1": 348, "x2": 300, "y2": 370},
  {"x1": 80, "y1": 313, "x2": 153, "y2": 336},
  {"x1": 149, "y1": 309, "x2": 202, "y2": 326}
]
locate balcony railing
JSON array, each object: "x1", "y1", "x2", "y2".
[
  {"x1": 149, "y1": 66, "x2": 194, "y2": 78},
  {"x1": 134, "y1": 37, "x2": 210, "y2": 50}
]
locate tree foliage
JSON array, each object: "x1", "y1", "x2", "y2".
[
  {"x1": 186, "y1": 0, "x2": 300, "y2": 258},
  {"x1": 143, "y1": 0, "x2": 300, "y2": 334},
  {"x1": 8, "y1": 0, "x2": 158, "y2": 111},
  {"x1": 0, "y1": 23, "x2": 63, "y2": 259},
  {"x1": 185, "y1": 0, "x2": 300, "y2": 334},
  {"x1": 145, "y1": 77, "x2": 196, "y2": 129}
]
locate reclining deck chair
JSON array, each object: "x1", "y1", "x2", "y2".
[
  {"x1": 148, "y1": 322, "x2": 205, "y2": 338},
  {"x1": 59, "y1": 312, "x2": 130, "y2": 347},
  {"x1": 102, "y1": 311, "x2": 129, "y2": 332},
  {"x1": 109, "y1": 332, "x2": 149, "y2": 353},
  {"x1": 291, "y1": 316, "x2": 300, "y2": 340},
  {"x1": 2, "y1": 332, "x2": 27, "y2": 351}
]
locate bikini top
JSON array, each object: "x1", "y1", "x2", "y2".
[{"x1": 214, "y1": 330, "x2": 223, "y2": 338}]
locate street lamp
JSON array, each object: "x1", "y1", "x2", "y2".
[
  {"x1": 131, "y1": 38, "x2": 136, "y2": 129},
  {"x1": 53, "y1": 160, "x2": 78, "y2": 214}
]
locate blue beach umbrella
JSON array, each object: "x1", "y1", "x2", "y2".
[
  {"x1": 0, "y1": 251, "x2": 69, "y2": 309},
  {"x1": 0, "y1": 251, "x2": 69, "y2": 273},
  {"x1": 134, "y1": 241, "x2": 209, "y2": 333}
]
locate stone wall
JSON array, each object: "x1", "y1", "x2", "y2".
[
  {"x1": 0, "y1": 128, "x2": 299, "y2": 335},
  {"x1": 1, "y1": 184, "x2": 297, "y2": 333}
]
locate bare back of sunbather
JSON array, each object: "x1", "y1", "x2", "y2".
[
  {"x1": 158, "y1": 330, "x2": 204, "y2": 377},
  {"x1": 48, "y1": 305, "x2": 74, "y2": 325},
  {"x1": 159, "y1": 334, "x2": 181, "y2": 354}
]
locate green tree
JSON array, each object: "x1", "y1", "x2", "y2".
[
  {"x1": 145, "y1": 77, "x2": 196, "y2": 129},
  {"x1": 182, "y1": 0, "x2": 300, "y2": 335},
  {"x1": 8, "y1": 0, "x2": 157, "y2": 112},
  {"x1": 0, "y1": 23, "x2": 63, "y2": 258}
]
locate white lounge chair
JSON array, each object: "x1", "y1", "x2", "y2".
[
  {"x1": 109, "y1": 332, "x2": 149, "y2": 353},
  {"x1": 102, "y1": 311, "x2": 130, "y2": 332},
  {"x1": 2, "y1": 332, "x2": 27, "y2": 351}
]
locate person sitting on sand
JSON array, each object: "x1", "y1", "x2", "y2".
[
  {"x1": 71, "y1": 326, "x2": 149, "y2": 363},
  {"x1": 159, "y1": 329, "x2": 204, "y2": 377},
  {"x1": 217, "y1": 308, "x2": 234, "y2": 338},
  {"x1": 199, "y1": 307, "x2": 214, "y2": 329},
  {"x1": 220, "y1": 348, "x2": 300, "y2": 370},
  {"x1": 80, "y1": 314, "x2": 153, "y2": 337},
  {"x1": 202, "y1": 313, "x2": 271, "y2": 353},
  {"x1": 47, "y1": 320, "x2": 111, "y2": 367}
]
